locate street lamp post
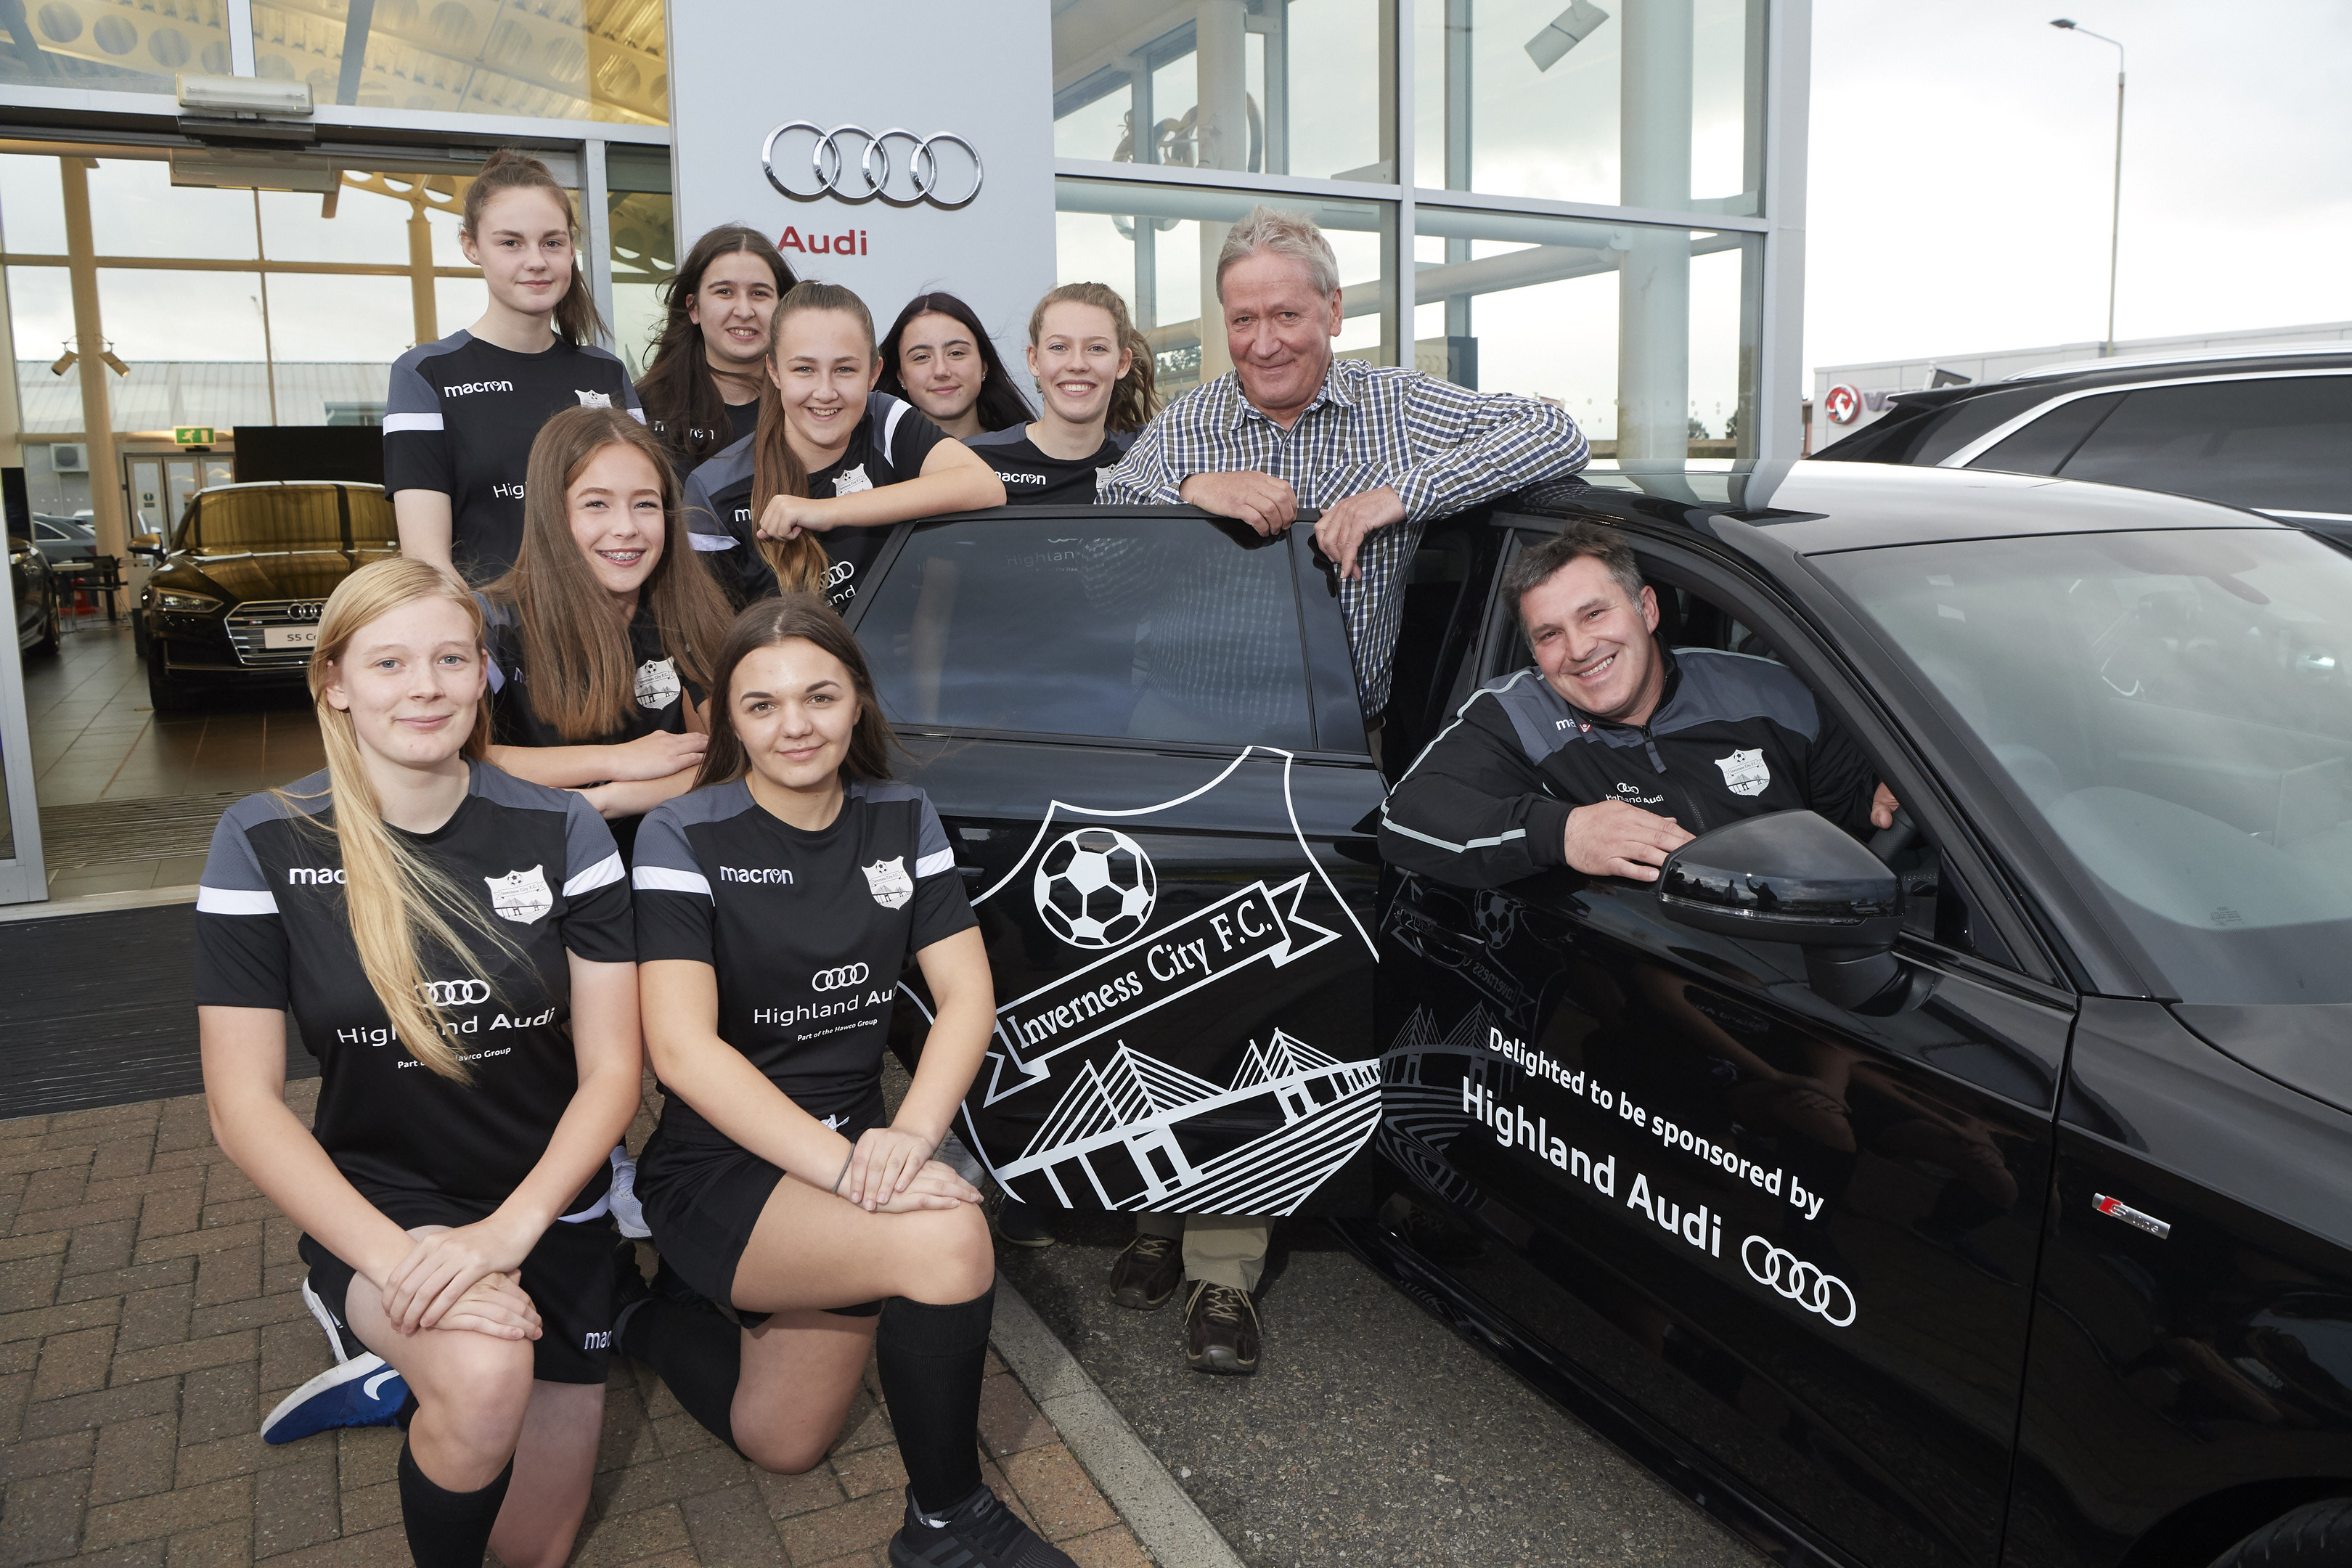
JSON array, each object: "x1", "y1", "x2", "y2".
[{"x1": 2051, "y1": 19, "x2": 2126, "y2": 356}]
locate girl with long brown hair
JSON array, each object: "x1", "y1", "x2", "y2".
[
  {"x1": 679, "y1": 281, "x2": 1004, "y2": 614},
  {"x1": 875, "y1": 289, "x2": 1034, "y2": 438},
  {"x1": 385, "y1": 149, "x2": 643, "y2": 583},
  {"x1": 196, "y1": 558, "x2": 642, "y2": 1568},
  {"x1": 477, "y1": 404, "x2": 735, "y2": 864},
  {"x1": 634, "y1": 226, "x2": 798, "y2": 476},
  {"x1": 968, "y1": 282, "x2": 1161, "y2": 506},
  {"x1": 618, "y1": 597, "x2": 1074, "y2": 1568}
]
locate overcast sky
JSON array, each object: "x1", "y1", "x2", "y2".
[{"x1": 1805, "y1": 0, "x2": 2352, "y2": 377}]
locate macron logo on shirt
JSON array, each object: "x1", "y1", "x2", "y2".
[
  {"x1": 443, "y1": 380, "x2": 515, "y2": 396},
  {"x1": 719, "y1": 867, "x2": 796, "y2": 884},
  {"x1": 998, "y1": 470, "x2": 1048, "y2": 488},
  {"x1": 287, "y1": 867, "x2": 346, "y2": 885}
]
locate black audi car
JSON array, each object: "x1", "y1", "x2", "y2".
[
  {"x1": 9, "y1": 519, "x2": 62, "y2": 656},
  {"x1": 135, "y1": 481, "x2": 399, "y2": 711},
  {"x1": 1810, "y1": 343, "x2": 2352, "y2": 531},
  {"x1": 841, "y1": 470, "x2": 2352, "y2": 1568}
]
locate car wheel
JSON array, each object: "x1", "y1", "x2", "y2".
[
  {"x1": 2208, "y1": 1498, "x2": 2352, "y2": 1567},
  {"x1": 144, "y1": 645, "x2": 199, "y2": 713},
  {"x1": 131, "y1": 607, "x2": 150, "y2": 658}
]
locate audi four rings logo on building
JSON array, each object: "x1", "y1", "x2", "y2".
[
  {"x1": 811, "y1": 963, "x2": 870, "y2": 992},
  {"x1": 416, "y1": 979, "x2": 491, "y2": 1006},
  {"x1": 1742, "y1": 1236, "x2": 1858, "y2": 1328},
  {"x1": 761, "y1": 122, "x2": 983, "y2": 208}
]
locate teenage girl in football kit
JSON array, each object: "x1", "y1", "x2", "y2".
[
  {"x1": 619, "y1": 595, "x2": 1077, "y2": 1568},
  {"x1": 195, "y1": 559, "x2": 642, "y2": 1568},
  {"x1": 967, "y1": 281, "x2": 1162, "y2": 505},
  {"x1": 875, "y1": 289, "x2": 1036, "y2": 441}
]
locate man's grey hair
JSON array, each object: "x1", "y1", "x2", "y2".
[
  {"x1": 1503, "y1": 521, "x2": 1646, "y2": 629},
  {"x1": 1214, "y1": 205, "x2": 1340, "y2": 302}
]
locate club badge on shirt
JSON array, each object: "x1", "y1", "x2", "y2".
[
  {"x1": 575, "y1": 390, "x2": 613, "y2": 409},
  {"x1": 486, "y1": 865, "x2": 555, "y2": 924},
  {"x1": 634, "y1": 657, "x2": 682, "y2": 711},
  {"x1": 1715, "y1": 748, "x2": 1771, "y2": 797},
  {"x1": 833, "y1": 464, "x2": 873, "y2": 497},
  {"x1": 862, "y1": 856, "x2": 913, "y2": 910}
]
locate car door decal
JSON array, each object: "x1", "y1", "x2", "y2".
[{"x1": 906, "y1": 745, "x2": 1380, "y2": 1216}]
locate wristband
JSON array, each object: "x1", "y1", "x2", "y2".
[{"x1": 833, "y1": 1153, "x2": 854, "y2": 1196}]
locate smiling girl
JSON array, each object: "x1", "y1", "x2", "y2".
[
  {"x1": 634, "y1": 227, "x2": 796, "y2": 488},
  {"x1": 386, "y1": 152, "x2": 643, "y2": 584},
  {"x1": 968, "y1": 282, "x2": 1161, "y2": 506},
  {"x1": 619, "y1": 595, "x2": 1074, "y2": 1568},
  {"x1": 682, "y1": 282, "x2": 1003, "y2": 613},
  {"x1": 875, "y1": 290, "x2": 1034, "y2": 440},
  {"x1": 475, "y1": 406, "x2": 735, "y2": 866},
  {"x1": 197, "y1": 559, "x2": 642, "y2": 1568}
]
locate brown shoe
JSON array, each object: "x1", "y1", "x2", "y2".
[
  {"x1": 1107, "y1": 1233, "x2": 1183, "y2": 1310},
  {"x1": 1184, "y1": 1282, "x2": 1260, "y2": 1376}
]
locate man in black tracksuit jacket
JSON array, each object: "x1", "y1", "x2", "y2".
[{"x1": 1381, "y1": 521, "x2": 1895, "y2": 889}]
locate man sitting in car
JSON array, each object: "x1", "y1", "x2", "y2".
[{"x1": 1380, "y1": 521, "x2": 1900, "y2": 888}]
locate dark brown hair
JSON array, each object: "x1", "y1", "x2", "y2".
[
  {"x1": 695, "y1": 594, "x2": 895, "y2": 789},
  {"x1": 636, "y1": 225, "x2": 799, "y2": 469},
  {"x1": 1503, "y1": 520, "x2": 1647, "y2": 630},
  {"x1": 751, "y1": 280, "x2": 876, "y2": 596},
  {"x1": 485, "y1": 406, "x2": 734, "y2": 741},
  {"x1": 1027, "y1": 282, "x2": 1160, "y2": 436},
  {"x1": 462, "y1": 149, "x2": 605, "y2": 347},
  {"x1": 876, "y1": 290, "x2": 1034, "y2": 432}
]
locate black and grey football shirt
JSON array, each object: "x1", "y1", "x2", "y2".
[
  {"x1": 965, "y1": 426, "x2": 1132, "y2": 506},
  {"x1": 384, "y1": 330, "x2": 645, "y2": 582},
  {"x1": 193, "y1": 761, "x2": 634, "y2": 1222},
  {"x1": 679, "y1": 391, "x2": 948, "y2": 613},
  {"x1": 631, "y1": 777, "x2": 973, "y2": 1146}
]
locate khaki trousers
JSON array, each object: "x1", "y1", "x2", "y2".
[{"x1": 1135, "y1": 1213, "x2": 1271, "y2": 1292}]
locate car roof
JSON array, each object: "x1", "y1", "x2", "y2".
[
  {"x1": 2004, "y1": 340, "x2": 2352, "y2": 383},
  {"x1": 1512, "y1": 460, "x2": 2292, "y2": 553}
]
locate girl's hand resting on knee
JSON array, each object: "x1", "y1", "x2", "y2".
[
  {"x1": 867, "y1": 1159, "x2": 984, "y2": 1214},
  {"x1": 844, "y1": 1124, "x2": 965, "y2": 1211},
  {"x1": 433, "y1": 1270, "x2": 544, "y2": 1342},
  {"x1": 380, "y1": 1217, "x2": 539, "y2": 1334}
]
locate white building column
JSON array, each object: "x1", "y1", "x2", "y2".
[
  {"x1": 1194, "y1": 0, "x2": 1249, "y2": 381},
  {"x1": 1616, "y1": 0, "x2": 1694, "y2": 462}
]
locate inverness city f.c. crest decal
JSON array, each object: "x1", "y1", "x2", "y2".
[
  {"x1": 486, "y1": 865, "x2": 553, "y2": 924},
  {"x1": 1714, "y1": 748, "x2": 1771, "y2": 796},
  {"x1": 862, "y1": 856, "x2": 914, "y2": 910}
]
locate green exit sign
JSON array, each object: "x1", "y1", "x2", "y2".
[{"x1": 173, "y1": 426, "x2": 214, "y2": 446}]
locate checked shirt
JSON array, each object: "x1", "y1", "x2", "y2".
[{"x1": 1097, "y1": 358, "x2": 1588, "y2": 715}]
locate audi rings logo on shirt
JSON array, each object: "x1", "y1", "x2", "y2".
[
  {"x1": 1741, "y1": 1236, "x2": 1858, "y2": 1328},
  {"x1": 416, "y1": 979, "x2": 491, "y2": 1007},
  {"x1": 811, "y1": 963, "x2": 870, "y2": 992},
  {"x1": 761, "y1": 122, "x2": 983, "y2": 208}
]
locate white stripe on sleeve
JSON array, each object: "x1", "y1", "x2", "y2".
[
  {"x1": 628, "y1": 407, "x2": 647, "y2": 424},
  {"x1": 687, "y1": 532, "x2": 735, "y2": 552},
  {"x1": 914, "y1": 848, "x2": 956, "y2": 878},
  {"x1": 632, "y1": 865, "x2": 713, "y2": 899},
  {"x1": 563, "y1": 852, "x2": 624, "y2": 897},
  {"x1": 382, "y1": 412, "x2": 444, "y2": 434},
  {"x1": 197, "y1": 886, "x2": 279, "y2": 915}
]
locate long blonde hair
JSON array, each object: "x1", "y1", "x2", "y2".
[
  {"x1": 753, "y1": 280, "x2": 877, "y2": 595},
  {"x1": 293, "y1": 558, "x2": 519, "y2": 1082},
  {"x1": 1027, "y1": 282, "x2": 1160, "y2": 434}
]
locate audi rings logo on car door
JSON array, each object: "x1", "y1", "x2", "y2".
[
  {"x1": 811, "y1": 963, "x2": 870, "y2": 992},
  {"x1": 416, "y1": 979, "x2": 491, "y2": 1007},
  {"x1": 1741, "y1": 1236, "x2": 1858, "y2": 1328},
  {"x1": 761, "y1": 122, "x2": 983, "y2": 208}
]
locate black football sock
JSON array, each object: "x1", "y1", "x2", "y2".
[
  {"x1": 876, "y1": 1286, "x2": 994, "y2": 1516},
  {"x1": 396, "y1": 1442, "x2": 512, "y2": 1568},
  {"x1": 619, "y1": 1297, "x2": 744, "y2": 1457}
]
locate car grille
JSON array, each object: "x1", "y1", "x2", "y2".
[{"x1": 224, "y1": 599, "x2": 327, "y2": 667}]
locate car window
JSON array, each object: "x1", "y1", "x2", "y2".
[
  {"x1": 1964, "y1": 391, "x2": 2123, "y2": 475},
  {"x1": 346, "y1": 491, "x2": 397, "y2": 548},
  {"x1": 860, "y1": 515, "x2": 1314, "y2": 748},
  {"x1": 1816, "y1": 528, "x2": 2352, "y2": 1004},
  {"x1": 32, "y1": 520, "x2": 62, "y2": 542},
  {"x1": 2054, "y1": 375, "x2": 2352, "y2": 514},
  {"x1": 182, "y1": 489, "x2": 346, "y2": 552}
]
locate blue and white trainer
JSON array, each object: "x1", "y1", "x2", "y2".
[
  {"x1": 261, "y1": 1353, "x2": 407, "y2": 1445},
  {"x1": 299, "y1": 1275, "x2": 354, "y2": 1363}
]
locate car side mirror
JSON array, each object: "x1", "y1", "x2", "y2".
[
  {"x1": 1657, "y1": 809, "x2": 1929, "y2": 1015},
  {"x1": 129, "y1": 531, "x2": 163, "y2": 560}
]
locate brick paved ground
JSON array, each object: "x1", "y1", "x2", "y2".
[{"x1": 0, "y1": 1084, "x2": 1153, "y2": 1567}]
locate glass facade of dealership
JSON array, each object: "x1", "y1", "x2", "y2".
[{"x1": 0, "y1": 0, "x2": 1806, "y2": 901}]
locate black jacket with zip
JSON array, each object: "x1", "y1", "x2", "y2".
[{"x1": 1379, "y1": 645, "x2": 1879, "y2": 889}]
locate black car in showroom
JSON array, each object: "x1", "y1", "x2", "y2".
[
  {"x1": 136, "y1": 481, "x2": 399, "y2": 711},
  {"x1": 9, "y1": 518, "x2": 62, "y2": 656},
  {"x1": 1810, "y1": 343, "x2": 2352, "y2": 530},
  {"x1": 844, "y1": 470, "x2": 2352, "y2": 1568}
]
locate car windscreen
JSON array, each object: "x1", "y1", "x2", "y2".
[
  {"x1": 859, "y1": 514, "x2": 1315, "y2": 749},
  {"x1": 346, "y1": 490, "x2": 397, "y2": 549},
  {"x1": 1815, "y1": 528, "x2": 2352, "y2": 1003},
  {"x1": 180, "y1": 489, "x2": 345, "y2": 552}
]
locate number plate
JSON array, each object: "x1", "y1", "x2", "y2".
[{"x1": 263, "y1": 626, "x2": 320, "y2": 650}]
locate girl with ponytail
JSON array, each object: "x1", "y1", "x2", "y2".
[
  {"x1": 196, "y1": 558, "x2": 643, "y2": 1568},
  {"x1": 968, "y1": 282, "x2": 1162, "y2": 506},
  {"x1": 679, "y1": 280, "x2": 1005, "y2": 615},
  {"x1": 385, "y1": 149, "x2": 647, "y2": 584}
]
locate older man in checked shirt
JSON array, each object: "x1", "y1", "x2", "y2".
[{"x1": 1092, "y1": 205, "x2": 1588, "y2": 1378}]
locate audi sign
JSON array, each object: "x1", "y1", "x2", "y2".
[
  {"x1": 415, "y1": 979, "x2": 491, "y2": 1007},
  {"x1": 811, "y1": 963, "x2": 870, "y2": 992},
  {"x1": 760, "y1": 122, "x2": 982, "y2": 208}
]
